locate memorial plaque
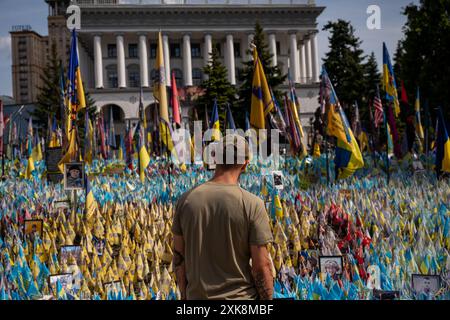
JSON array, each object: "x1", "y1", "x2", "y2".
[{"x1": 46, "y1": 147, "x2": 63, "y2": 183}]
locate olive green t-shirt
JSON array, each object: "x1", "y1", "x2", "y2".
[{"x1": 172, "y1": 181, "x2": 273, "y2": 300}]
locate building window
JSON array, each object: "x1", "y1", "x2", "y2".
[
  {"x1": 128, "y1": 44, "x2": 138, "y2": 58},
  {"x1": 150, "y1": 44, "x2": 157, "y2": 59},
  {"x1": 215, "y1": 43, "x2": 221, "y2": 56},
  {"x1": 191, "y1": 43, "x2": 201, "y2": 58},
  {"x1": 107, "y1": 44, "x2": 117, "y2": 58},
  {"x1": 234, "y1": 42, "x2": 241, "y2": 58},
  {"x1": 192, "y1": 68, "x2": 202, "y2": 86},
  {"x1": 106, "y1": 65, "x2": 118, "y2": 88},
  {"x1": 128, "y1": 64, "x2": 140, "y2": 88},
  {"x1": 170, "y1": 43, "x2": 181, "y2": 58},
  {"x1": 172, "y1": 69, "x2": 183, "y2": 87},
  {"x1": 108, "y1": 106, "x2": 124, "y2": 122}
]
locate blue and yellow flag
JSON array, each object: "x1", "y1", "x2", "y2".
[
  {"x1": 84, "y1": 111, "x2": 93, "y2": 165},
  {"x1": 67, "y1": 29, "x2": 86, "y2": 114},
  {"x1": 383, "y1": 43, "x2": 400, "y2": 117},
  {"x1": 322, "y1": 68, "x2": 364, "y2": 180},
  {"x1": 136, "y1": 122, "x2": 150, "y2": 183},
  {"x1": 415, "y1": 87, "x2": 425, "y2": 149},
  {"x1": 59, "y1": 29, "x2": 84, "y2": 172},
  {"x1": 85, "y1": 174, "x2": 97, "y2": 221},
  {"x1": 250, "y1": 47, "x2": 275, "y2": 131},
  {"x1": 436, "y1": 107, "x2": 450, "y2": 176},
  {"x1": 25, "y1": 118, "x2": 35, "y2": 179},
  {"x1": 226, "y1": 104, "x2": 236, "y2": 131},
  {"x1": 210, "y1": 99, "x2": 221, "y2": 141},
  {"x1": 154, "y1": 32, "x2": 170, "y2": 148}
]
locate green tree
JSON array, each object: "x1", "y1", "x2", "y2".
[
  {"x1": 398, "y1": 0, "x2": 450, "y2": 120},
  {"x1": 35, "y1": 44, "x2": 63, "y2": 128},
  {"x1": 361, "y1": 52, "x2": 381, "y2": 127},
  {"x1": 35, "y1": 44, "x2": 97, "y2": 134},
  {"x1": 237, "y1": 22, "x2": 286, "y2": 127},
  {"x1": 196, "y1": 47, "x2": 237, "y2": 130},
  {"x1": 322, "y1": 20, "x2": 367, "y2": 111}
]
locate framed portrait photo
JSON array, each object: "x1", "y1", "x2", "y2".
[
  {"x1": 272, "y1": 171, "x2": 284, "y2": 190},
  {"x1": 59, "y1": 245, "x2": 82, "y2": 265},
  {"x1": 64, "y1": 162, "x2": 85, "y2": 191},
  {"x1": 412, "y1": 274, "x2": 440, "y2": 296},
  {"x1": 104, "y1": 281, "x2": 122, "y2": 294},
  {"x1": 48, "y1": 273, "x2": 74, "y2": 295},
  {"x1": 24, "y1": 219, "x2": 43, "y2": 238},
  {"x1": 319, "y1": 256, "x2": 343, "y2": 278},
  {"x1": 92, "y1": 236, "x2": 105, "y2": 256}
]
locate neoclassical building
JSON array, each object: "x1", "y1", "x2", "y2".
[{"x1": 57, "y1": 0, "x2": 325, "y2": 135}]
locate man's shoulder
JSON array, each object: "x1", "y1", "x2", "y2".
[
  {"x1": 238, "y1": 186, "x2": 264, "y2": 206},
  {"x1": 177, "y1": 183, "x2": 205, "y2": 206}
]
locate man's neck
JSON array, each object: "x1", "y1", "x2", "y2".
[{"x1": 210, "y1": 171, "x2": 239, "y2": 185}]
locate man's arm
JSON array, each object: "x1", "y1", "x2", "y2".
[
  {"x1": 250, "y1": 244, "x2": 274, "y2": 300},
  {"x1": 173, "y1": 234, "x2": 187, "y2": 300}
]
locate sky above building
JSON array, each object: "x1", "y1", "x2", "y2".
[{"x1": 0, "y1": 0, "x2": 418, "y2": 98}]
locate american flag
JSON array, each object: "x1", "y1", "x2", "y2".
[{"x1": 373, "y1": 87, "x2": 384, "y2": 128}]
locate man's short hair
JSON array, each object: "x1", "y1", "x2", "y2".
[{"x1": 215, "y1": 134, "x2": 251, "y2": 169}]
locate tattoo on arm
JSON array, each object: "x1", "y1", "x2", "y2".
[
  {"x1": 254, "y1": 272, "x2": 273, "y2": 300},
  {"x1": 173, "y1": 249, "x2": 187, "y2": 300},
  {"x1": 173, "y1": 250, "x2": 185, "y2": 268}
]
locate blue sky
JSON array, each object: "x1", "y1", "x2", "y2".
[{"x1": 0, "y1": 0, "x2": 417, "y2": 97}]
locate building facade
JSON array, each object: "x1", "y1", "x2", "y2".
[
  {"x1": 10, "y1": 27, "x2": 49, "y2": 105},
  {"x1": 73, "y1": 0, "x2": 324, "y2": 135},
  {"x1": 11, "y1": 0, "x2": 325, "y2": 139}
]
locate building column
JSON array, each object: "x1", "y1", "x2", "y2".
[
  {"x1": 94, "y1": 35, "x2": 104, "y2": 89},
  {"x1": 139, "y1": 34, "x2": 149, "y2": 88},
  {"x1": 246, "y1": 33, "x2": 254, "y2": 61},
  {"x1": 116, "y1": 34, "x2": 126, "y2": 88},
  {"x1": 289, "y1": 32, "x2": 300, "y2": 83},
  {"x1": 183, "y1": 34, "x2": 193, "y2": 87},
  {"x1": 225, "y1": 34, "x2": 236, "y2": 85},
  {"x1": 268, "y1": 33, "x2": 277, "y2": 67},
  {"x1": 305, "y1": 36, "x2": 312, "y2": 84},
  {"x1": 311, "y1": 32, "x2": 320, "y2": 83},
  {"x1": 203, "y1": 34, "x2": 213, "y2": 80},
  {"x1": 204, "y1": 34, "x2": 212, "y2": 66},
  {"x1": 162, "y1": 34, "x2": 171, "y2": 87},
  {"x1": 300, "y1": 42, "x2": 307, "y2": 84}
]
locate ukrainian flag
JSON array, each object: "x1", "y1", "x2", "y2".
[
  {"x1": 85, "y1": 174, "x2": 97, "y2": 221},
  {"x1": 415, "y1": 87, "x2": 425, "y2": 149},
  {"x1": 59, "y1": 29, "x2": 85, "y2": 172},
  {"x1": 25, "y1": 119, "x2": 35, "y2": 180},
  {"x1": 49, "y1": 116, "x2": 60, "y2": 148},
  {"x1": 154, "y1": 32, "x2": 170, "y2": 148},
  {"x1": 323, "y1": 68, "x2": 364, "y2": 180},
  {"x1": 383, "y1": 43, "x2": 400, "y2": 117},
  {"x1": 226, "y1": 104, "x2": 236, "y2": 131},
  {"x1": 136, "y1": 122, "x2": 150, "y2": 183},
  {"x1": 67, "y1": 29, "x2": 86, "y2": 114},
  {"x1": 250, "y1": 47, "x2": 275, "y2": 131},
  {"x1": 210, "y1": 99, "x2": 221, "y2": 141},
  {"x1": 84, "y1": 111, "x2": 93, "y2": 165},
  {"x1": 436, "y1": 107, "x2": 450, "y2": 176}
]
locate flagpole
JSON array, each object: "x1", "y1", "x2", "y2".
[{"x1": 385, "y1": 104, "x2": 390, "y2": 185}]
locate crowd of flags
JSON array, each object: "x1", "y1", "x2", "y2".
[{"x1": 0, "y1": 32, "x2": 449, "y2": 185}]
